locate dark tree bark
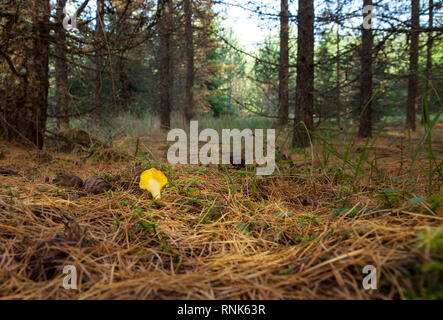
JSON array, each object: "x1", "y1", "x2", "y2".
[
  {"x1": 335, "y1": 1, "x2": 342, "y2": 129},
  {"x1": 278, "y1": 0, "x2": 289, "y2": 125},
  {"x1": 336, "y1": 24, "x2": 341, "y2": 129},
  {"x1": 93, "y1": 0, "x2": 105, "y2": 123},
  {"x1": 406, "y1": 0, "x2": 419, "y2": 131},
  {"x1": 160, "y1": 0, "x2": 171, "y2": 130},
  {"x1": 423, "y1": 0, "x2": 433, "y2": 126},
  {"x1": 358, "y1": 0, "x2": 373, "y2": 138},
  {"x1": 0, "y1": 0, "x2": 50, "y2": 149},
  {"x1": 55, "y1": 0, "x2": 69, "y2": 131},
  {"x1": 293, "y1": 0, "x2": 314, "y2": 148},
  {"x1": 184, "y1": 0, "x2": 194, "y2": 123}
]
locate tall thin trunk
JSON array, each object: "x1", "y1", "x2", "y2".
[
  {"x1": 406, "y1": 0, "x2": 419, "y2": 131},
  {"x1": 160, "y1": 0, "x2": 171, "y2": 130},
  {"x1": 118, "y1": 58, "x2": 129, "y2": 109},
  {"x1": 293, "y1": 0, "x2": 314, "y2": 148},
  {"x1": 278, "y1": 0, "x2": 289, "y2": 125},
  {"x1": 55, "y1": 0, "x2": 69, "y2": 131},
  {"x1": 358, "y1": 0, "x2": 373, "y2": 138},
  {"x1": 336, "y1": 24, "x2": 341, "y2": 129},
  {"x1": 423, "y1": 0, "x2": 433, "y2": 126},
  {"x1": 0, "y1": 0, "x2": 50, "y2": 149},
  {"x1": 184, "y1": 0, "x2": 194, "y2": 123},
  {"x1": 93, "y1": 0, "x2": 104, "y2": 123},
  {"x1": 168, "y1": 0, "x2": 174, "y2": 122}
]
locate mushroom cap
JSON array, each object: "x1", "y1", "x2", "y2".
[{"x1": 139, "y1": 168, "x2": 168, "y2": 199}]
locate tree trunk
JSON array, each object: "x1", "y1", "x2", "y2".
[
  {"x1": 93, "y1": 0, "x2": 105, "y2": 124},
  {"x1": 406, "y1": 0, "x2": 419, "y2": 131},
  {"x1": 55, "y1": 0, "x2": 70, "y2": 131},
  {"x1": 184, "y1": 0, "x2": 194, "y2": 123},
  {"x1": 358, "y1": 0, "x2": 373, "y2": 138},
  {"x1": 0, "y1": 0, "x2": 50, "y2": 149},
  {"x1": 335, "y1": 24, "x2": 341, "y2": 129},
  {"x1": 423, "y1": 0, "x2": 433, "y2": 126},
  {"x1": 278, "y1": 0, "x2": 289, "y2": 125},
  {"x1": 293, "y1": 0, "x2": 314, "y2": 148},
  {"x1": 160, "y1": 0, "x2": 171, "y2": 130}
]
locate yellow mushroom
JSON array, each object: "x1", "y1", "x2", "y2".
[{"x1": 139, "y1": 168, "x2": 168, "y2": 200}]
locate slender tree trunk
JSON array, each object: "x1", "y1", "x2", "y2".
[
  {"x1": 168, "y1": 0, "x2": 174, "y2": 122},
  {"x1": 55, "y1": 0, "x2": 69, "y2": 131},
  {"x1": 293, "y1": 0, "x2": 314, "y2": 148},
  {"x1": 93, "y1": 0, "x2": 104, "y2": 124},
  {"x1": 358, "y1": 0, "x2": 373, "y2": 138},
  {"x1": 118, "y1": 58, "x2": 129, "y2": 109},
  {"x1": 160, "y1": 0, "x2": 171, "y2": 130},
  {"x1": 278, "y1": 0, "x2": 289, "y2": 125},
  {"x1": 335, "y1": 24, "x2": 341, "y2": 129},
  {"x1": 423, "y1": 0, "x2": 433, "y2": 126},
  {"x1": 184, "y1": 0, "x2": 194, "y2": 123},
  {"x1": 406, "y1": 0, "x2": 419, "y2": 131},
  {"x1": 0, "y1": 0, "x2": 50, "y2": 149}
]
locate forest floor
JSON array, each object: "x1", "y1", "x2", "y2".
[{"x1": 0, "y1": 123, "x2": 442, "y2": 299}]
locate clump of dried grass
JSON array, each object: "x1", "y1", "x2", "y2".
[{"x1": 0, "y1": 127, "x2": 442, "y2": 300}]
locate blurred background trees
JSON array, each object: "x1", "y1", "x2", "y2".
[{"x1": 0, "y1": 0, "x2": 442, "y2": 148}]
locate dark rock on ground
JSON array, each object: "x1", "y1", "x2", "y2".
[
  {"x1": 52, "y1": 175, "x2": 84, "y2": 188},
  {"x1": 83, "y1": 176, "x2": 112, "y2": 194}
]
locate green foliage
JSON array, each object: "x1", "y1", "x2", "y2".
[
  {"x1": 274, "y1": 211, "x2": 293, "y2": 218},
  {"x1": 249, "y1": 33, "x2": 296, "y2": 116},
  {"x1": 202, "y1": 28, "x2": 247, "y2": 117},
  {"x1": 330, "y1": 207, "x2": 360, "y2": 218},
  {"x1": 297, "y1": 215, "x2": 319, "y2": 229},
  {"x1": 416, "y1": 230, "x2": 443, "y2": 252},
  {"x1": 229, "y1": 184, "x2": 241, "y2": 194},
  {"x1": 235, "y1": 222, "x2": 250, "y2": 235},
  {"x1": 131, "y1": 204, "x2": 158, "y2": 235},
  {"x1": 112, "y1": 216, "x2": 121, "y2": 231},
  {"x1": 280, "y1": 265, "x2": 295, "y2": 275},
  {"x1": 428, "y1": 194, "x2": 443, "y2": 212},
  {"x1": 405, "y1": 230, "x2": 443, "y2": 300},
  {"x1": 200, "y1": 207, "x2": 223, "y2": 224},
  {"x1": 409, "y1": 197, "x2": 427, "y2": 204}
]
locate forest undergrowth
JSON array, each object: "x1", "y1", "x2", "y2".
[{"x1": 0, "y1": 123, "x2": 442, "y2": 299}]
